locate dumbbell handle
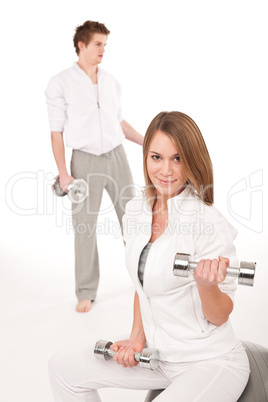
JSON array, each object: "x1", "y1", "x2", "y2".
[
  {"x1": 186, "y1": 261, "x2": 242, "y2": 278},
  {"x1": 104, "y1": 348, "x2": 142, "y2": 362},
  {"x1": 173, "y1": 253, "x2": 256, "y2": 286}
]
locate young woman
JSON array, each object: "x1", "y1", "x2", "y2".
[{"x1": 49, "y1": 112, "x2": 250, "y2": 401}]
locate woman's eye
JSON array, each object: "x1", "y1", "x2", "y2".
[
  {"x1": 152, "y1": 155, "x2": 161, "y2": 160},
  {"x1": 174, "y1": 156, "x2": 180, "y2": 162}
]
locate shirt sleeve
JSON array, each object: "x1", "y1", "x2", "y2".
[
  {"x1": 44, "y1": 77, "x2": 66, "y2": 132},
  {"x1": 193, "y1": 210, "x2": 238, "y2": 302}
]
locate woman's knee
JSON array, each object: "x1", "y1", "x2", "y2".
[
  {"x1": 48, "y1": 347, "x2": 76, "y2": 386},
  {"x1": 48, "y1": 342, "x2": 96, "y2": 387},
  {"x1": 48, "y1": 349, "x2": 65, "y2": 382}
]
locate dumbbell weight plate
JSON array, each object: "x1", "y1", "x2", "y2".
[
  {"x1": 67, "y1": 179, "x2": 89, "y2": 203},
  {"x1": 139, "y1": 348, "x2": 160, "y2": 370},
  {"x1": 94, "y1": 340, "x2": 113, "y2": 361}
]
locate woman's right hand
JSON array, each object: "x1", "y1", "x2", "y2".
[{"x1": 110, "y1": 339, "x2": 146, "y2": 368}]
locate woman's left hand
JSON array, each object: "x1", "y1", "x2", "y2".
[{"x1": 193, "y1": 256, "x2": 229, "y2": 287}]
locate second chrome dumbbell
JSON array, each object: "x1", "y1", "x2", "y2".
[
  {"x1": 173, "y1": 253, "x2": 256, "y2": 286},
  {"x1": 94, "y1": 340, "x2": 160, "y2": 370}
]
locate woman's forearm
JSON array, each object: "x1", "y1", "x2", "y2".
[{"x1": 197, "y1": 285, "x2": 233, "y2": 327}]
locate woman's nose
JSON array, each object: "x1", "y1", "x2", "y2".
[{"x1": 160, "y1": 161, "x2": 172, "y2": 176}]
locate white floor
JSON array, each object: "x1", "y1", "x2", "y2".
[{"x1": 1, "y1": 199, "x2": 268, "y2": 402}]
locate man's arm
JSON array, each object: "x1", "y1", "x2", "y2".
[
  {"x1": 120, "y1": 120, "x2": 144, "y2": 146},
  {"x1": 51, "y1": 131, "x2": 74, "y2": 192}
]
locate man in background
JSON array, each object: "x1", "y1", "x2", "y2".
[{"x1": 45, "y1": 20, "x2": 143, "y2": 312}]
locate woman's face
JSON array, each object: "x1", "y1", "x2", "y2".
[{"x1": 146, "y1": 130, "x2": 188, "y2": 201}]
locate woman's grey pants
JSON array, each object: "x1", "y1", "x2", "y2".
[{"x1": 70, "y1": 145, "x2": 135, "y2": 301}]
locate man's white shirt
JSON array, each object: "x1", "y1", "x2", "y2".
[{"x1": 45, "y1": 63, "x2": 125, "y2": 155}]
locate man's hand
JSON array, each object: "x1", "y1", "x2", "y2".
[{"x1": 59, "y1": 174, "x2": 75, "y2": 192}]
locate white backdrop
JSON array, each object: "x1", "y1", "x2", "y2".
[{"x1": 1, "y1": 1, "x2": 268, "y2": 401}]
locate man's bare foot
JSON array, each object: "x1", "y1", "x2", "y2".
[{"x1": 76, "y1": 300, "x2": 92, "y2": 313}]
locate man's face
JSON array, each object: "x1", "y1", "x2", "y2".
[{"x1": 78, "y1": 33, "x2": 108, "y2": 65}]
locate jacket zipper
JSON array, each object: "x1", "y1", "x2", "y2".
[
  {"x1": 190, "y1": 287, "x2": 205, "y2": 333},
  {"x1": 96, "y1": 85, "x2": 103, "y2": 154}
]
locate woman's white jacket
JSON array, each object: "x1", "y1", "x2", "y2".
[{"x1": 122, "y1": 187, "x2": 240, "y2": 362}]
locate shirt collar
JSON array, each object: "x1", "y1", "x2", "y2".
[
  {"x1": 167, "y1": 186, "x2": 194, "y2": 207},
  {"x1": 72, "y1": 62, "x2": 102, "y2": 83},
  {"x1": 142, "y1": 185, "x2": 198, "y2": 216}
]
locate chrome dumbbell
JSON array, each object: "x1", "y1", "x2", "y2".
[
  {"x1": 173, "y1": 253, "x2": 256, "y2": 286},
  {"x1": 52, "y1": 175, "x2": 89, "y2": 204},
  {"x1": 94, "y1": 340, "x2": 160, "y2": 370}
]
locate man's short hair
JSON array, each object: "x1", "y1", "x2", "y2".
[{"x1": 73, "y1": 20, "x2": 110, "y2": 55}]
